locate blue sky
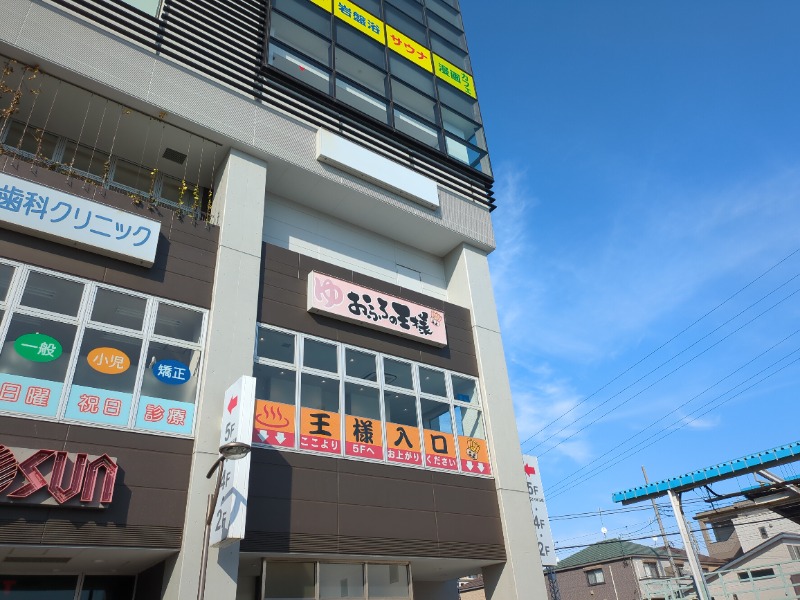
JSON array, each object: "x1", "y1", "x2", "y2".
[{"x1": 461, "y1": 1, "x2": 800, "y2": 558}]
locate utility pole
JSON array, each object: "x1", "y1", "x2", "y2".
[
  {"x1": 667, "y1": 491, "x2": 711, "y2": 600},
  {"x1": 642, "y1": 466, "x2": 679, "y2": 578}
]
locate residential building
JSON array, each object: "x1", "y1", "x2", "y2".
[
  {"x1": 696, "y1": 479, "x2": 800, "y2": 561},
  {"x1": 547, "y1": 539, "x2": 724, "y2": 600},
  {"x1": 0, "y1": 0, "x2": 545, "y2": 598}
]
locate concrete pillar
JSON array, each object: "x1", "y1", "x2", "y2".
[
  {"x1": 162, "y1": 149, "x2": 267, "y2": 599},
  {"x1": 445, "y1": 243, "x2": 548, "y2": 600}
]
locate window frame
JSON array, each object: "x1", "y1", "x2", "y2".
[{"x1": 585, "y1": 568, "x2": 605, "y2": 586}]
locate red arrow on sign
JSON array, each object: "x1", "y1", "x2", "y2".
[
  {"x1": 227, "y1": 395, "x2": 238, "y2": 414},
  {"x1": 524, "y1": 463, "x2": 536, "y2": 477}
]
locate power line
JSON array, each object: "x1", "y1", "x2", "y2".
[
  {"x1": 544, "y1": 331, "x2": 800, "y2": 494},
  {"x1": 519, "y1": 247, "x2": 800, "y2": 451},
  {"x1": 546, "y1": 352, "x2": 800, "y2": 498},
  {"x1": 532, "y1": 278, "x2": 800, "y2": 457}
]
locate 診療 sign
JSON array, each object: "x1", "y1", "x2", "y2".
[
  {"x1": 307, "y1": 271, "x2": 448, "y2": 347},
  {"x1": 0, "y1": 172, "x2": 160, "y2": 266}
]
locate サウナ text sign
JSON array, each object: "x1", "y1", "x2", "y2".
[
  {"x1": 0, "y1": 172, "x2": 160, "y2": 266},
  {"x1": 307, "y1": 272, "x2": 447, "y2": 347},
  {"x1": 0, "y1": 444, "x2": 118, "y2": 508}
]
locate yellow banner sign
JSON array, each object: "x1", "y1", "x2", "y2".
[
  {"x1": 309, "y1": 0, "x2": 332, "y2": 12},
  {"x1": 334, "y1": 0, "x2": 385, "y2": 44},
  {"x1": 433, "y1": 54, "x2": 477, "y2": 99},
  {"x1": 386, "y1": 25, "x2": 432, "y2": 73}
]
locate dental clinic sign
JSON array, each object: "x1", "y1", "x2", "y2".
[
  {"x1": 307, "y1": 271, "x2": 448, "y2": 347},
  {"x1": 0, "y1": 172, "x2": 160, "y2": 266}
]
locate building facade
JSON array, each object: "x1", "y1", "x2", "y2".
[{"x1": 0, "y1": 0, "x2": 545, "y2": 598}]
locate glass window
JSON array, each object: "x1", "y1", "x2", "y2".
[
  {"x1": 425, "y1": 0, "x2": 463, "y2": 30},
  {"x1": 304, "y1": 339, "x2": 338, "y2": 373},
  {"x1": 350, "y1": 0, "x2": 380, "y2": 16},
  {"x1": 345, "y1": 348, "x2": 377, "y2": 381},
  {"x1": 80, "y1": 576, "x2": 136, "y2": 600},
  {"x1": 273, "y1": 0, "x2": 331, "y2": 37},
  {"x1": 383, "y1": 391, "x2": 417, "y2": 427},
  {"x1": 264, "y1": 562, "x2": 316, "y2": 599},
  {"x1": 336, "y1": 22, "x2": 386, "y2": 69},
  {"x1": 345, "y1": 382, "x2": 380, "y2": 419},
  {"x1": 442, "y1": 106, "x2": 483, "y2": 147},
  {"x1": 369, "y1": 564, "x2": 410, "y2": 597},
  {"x1": 90, "y1": 288, "x2": 147, "y2": 331},
  {"x1": 418, "y1": 366, "x2": 446, "y2": 397},
  {"x1": 63, "y1": 329, "x2": 142, "y2": 425},
  {"x1": 257, "y1": 328, "x2": 295, "y2": 364},
  {"x1": 384, "y1": 5, "x2": 426, "y2": 43},
  {"x1": 450, "y1": 374, "x2": 478, "y2": 405},
  {"x1": 159, "y1": 174, "x2": 195, "y2": 206},
  {"x1": 320, "y1": 563, "x2": 365, "y2": 599},
  {"x1": 335, "y1": 48, "x2": 387, "y2": 96},
  {"x1": 0, "y1": 575, "x2": 79, "y2": 599},
  {"x1": 121, "y1": 0, "x2": 161, "y2": 16},
  {"x1": 426, "y1": 12, "x2": 465, "y2": 50},
  {"x1": 153, "y1": 302, "x2": 204, "y2": 343},
  {"x1": 388, "y1": 54, "x2": 434, "y2": 97},
  {"x1": 110, "y1": 157, "x2": 150, "y2": 194},
  {"x1": 272, "y1": 12, "x2": 332, "y2": 66},
  {"x1": 254, "y1": 363, "x2": 296, "y2": 405},
  {"x1": 391, "y1": 78, "x2": 436, "y2": 123},
  {"x1": 336, "y1": 79, "x2": 389, "y2": 124},
  {"x1": 3, "y1": 120, "x2": 59, "y2": 160},
  {"x1": 420, "y1": 398, "x2": 451, "y2": 432},
  {"x1": 62, "y1": 139, "x2": 109, "y2": 179},
  {"x1": 0, "y1": 263, "x2": 14, "y2": 302},
  {"x1": 394, "y1": 109, "x2": 438, "y2": 148},
  {"x1": 586, "y1": 568, "x2": 605, "y2": 585},
  {"x1": 139, "y1": 342, "x2": 200, "y2": 403},
  {"x1": 430, "y1": 35, "x2": 469, "y2": 72},
  {"x1": 269, "y1": 44, "x2": 331, "y2": 94},
  {"x1": 455, "y1": 406, "x2": 484, "y2": 439},
  {"x1": 386, "y1": 0, "x2": 423, "y2": 22},
  {"x1": 20, "y1": 271, "x2": 84, "y2": 316},
  {"x1": 301, "y1": 372, "x2": 339, "y2": 412},
  {"x1": 437, "y1": 81, "x2": 480, "y2": 121},
  {"x1": 383, "y1": 358, "x2": 413, "y2": 390}
]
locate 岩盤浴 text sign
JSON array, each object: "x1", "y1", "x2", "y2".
[{"x1": 307, "y1": 272, "x2": 447, "y2": 347}]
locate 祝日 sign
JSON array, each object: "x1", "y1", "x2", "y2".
[
  {"x1": 0, "y1": 172, "x2": 160, "y2": 266},
  {"x1": 307, "y1": 272, "x2": 448, "y2": 347}
]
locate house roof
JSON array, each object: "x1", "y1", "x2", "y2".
[
  {"x1": 556, "y1": 539, "x2": 722, "y2": 571},
  {"x1": 557, "y1": 539, "x2": 666, "y2": 570},
  {"x1": 707, "y1": 532, "x2": 800, "y2": 580}
]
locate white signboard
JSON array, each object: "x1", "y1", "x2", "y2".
[
  {"x1": 210, "y1": 376, "x2": 256, "y2": 548},
  {"x1": 523, "y1": 455, "x2": 557, "y2": 566},
  {"x1": 0, "y1": 172, "x2": 160, "y2": 266}
]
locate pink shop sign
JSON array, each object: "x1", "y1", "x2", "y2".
[{"x1": 307, "y1": 271, "x2": 448, "y2": 347}]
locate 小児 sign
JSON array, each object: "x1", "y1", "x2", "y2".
[
  {"x1": 522, "y1": 455, "x2": 557, "y2": 566},
  {"x1": 307, "y1": 271, "x2": 448, "y2": 347},
  {"x1": 0, "y1": 172, "x2": 160, "y2": 266},
  {"x1": 210, "y1": 376, "x2": 256, "y2": 548}
]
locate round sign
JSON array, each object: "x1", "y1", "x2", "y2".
[
  {"x1": 14, "y1": 333, "x2": 62, "y2": 362},
  {"x1": 87, "y1": 347, "x2": 131, "y2": 374},
  {"x1": 152, "y1": 359, "x2": 191, "y2": 385}
]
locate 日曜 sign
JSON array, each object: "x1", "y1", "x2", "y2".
[
  {"x1": 307, "y1": 272, "x2": 448, "y2": 347},
  {"x1": 0, "y1": 172, "x2": 160, "y2": 266},
  {"x1": 522, "y1": 455, "x2": 557, "y2": 566},
  {"x1": 210, "y1": 376, "x2": 256, "y2": 548}
]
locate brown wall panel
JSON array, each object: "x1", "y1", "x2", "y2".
[
  {"x1": 244, "y1": 448, "x2": 505, "y2": 561},
  {"x1": 0, "y1": 416, "x2": 192, "y2": 548},
  {"x1": 0, "y1": 157, "x2": 219, "y2": 308},
  {"x1": 258, "y1": 243, "x2": 478, "y2": 376}
]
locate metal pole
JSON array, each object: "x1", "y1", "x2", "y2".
[
  {"x1": 643, "y1": 466, "x2": 680, "y2": 578},
  {"x1": 197, "y1": 457, "x2": 225, "y2": 600},
  {"x1": 667, "y1": 491, "x2": 711, "y2": 600},
  {"x1": 545, "y1": 566, "x2": 561, "y2": 600}
]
